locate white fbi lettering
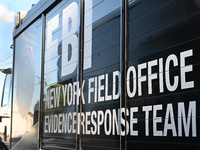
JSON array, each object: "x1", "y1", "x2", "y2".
[{"x1": 46, "y1": 1, "x2": 92, "y2": 81}]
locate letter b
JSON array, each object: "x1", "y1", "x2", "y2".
[{"x1": 62, "y1": 2, "x2": 78, "y2": 77}]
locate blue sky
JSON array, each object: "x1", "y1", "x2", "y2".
[{"x1": 0, "y1": 0, "x2": 39, "y2": 98}]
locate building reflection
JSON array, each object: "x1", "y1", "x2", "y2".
[{"x1": 12, "y1": 99, "x2": 34, "y2": 138}]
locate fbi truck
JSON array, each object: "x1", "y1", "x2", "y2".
[{"x1": 1, "y1": 0, "x2": 200, "y2": 149}]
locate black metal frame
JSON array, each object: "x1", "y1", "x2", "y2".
[
  {"x1": 38, "y1": 14, "x2": 46, "y2": 150},
  {"x1": 77, "y1": 0, "x2": 85, "y2": 149}
]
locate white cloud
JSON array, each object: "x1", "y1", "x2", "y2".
[{"x1": 0, "y1": 4, "x2": 15, "y2": 23}]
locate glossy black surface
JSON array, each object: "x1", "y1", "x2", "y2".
[{"x1": 12, "y1": 18, "x2": 42, "y2": 149}]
